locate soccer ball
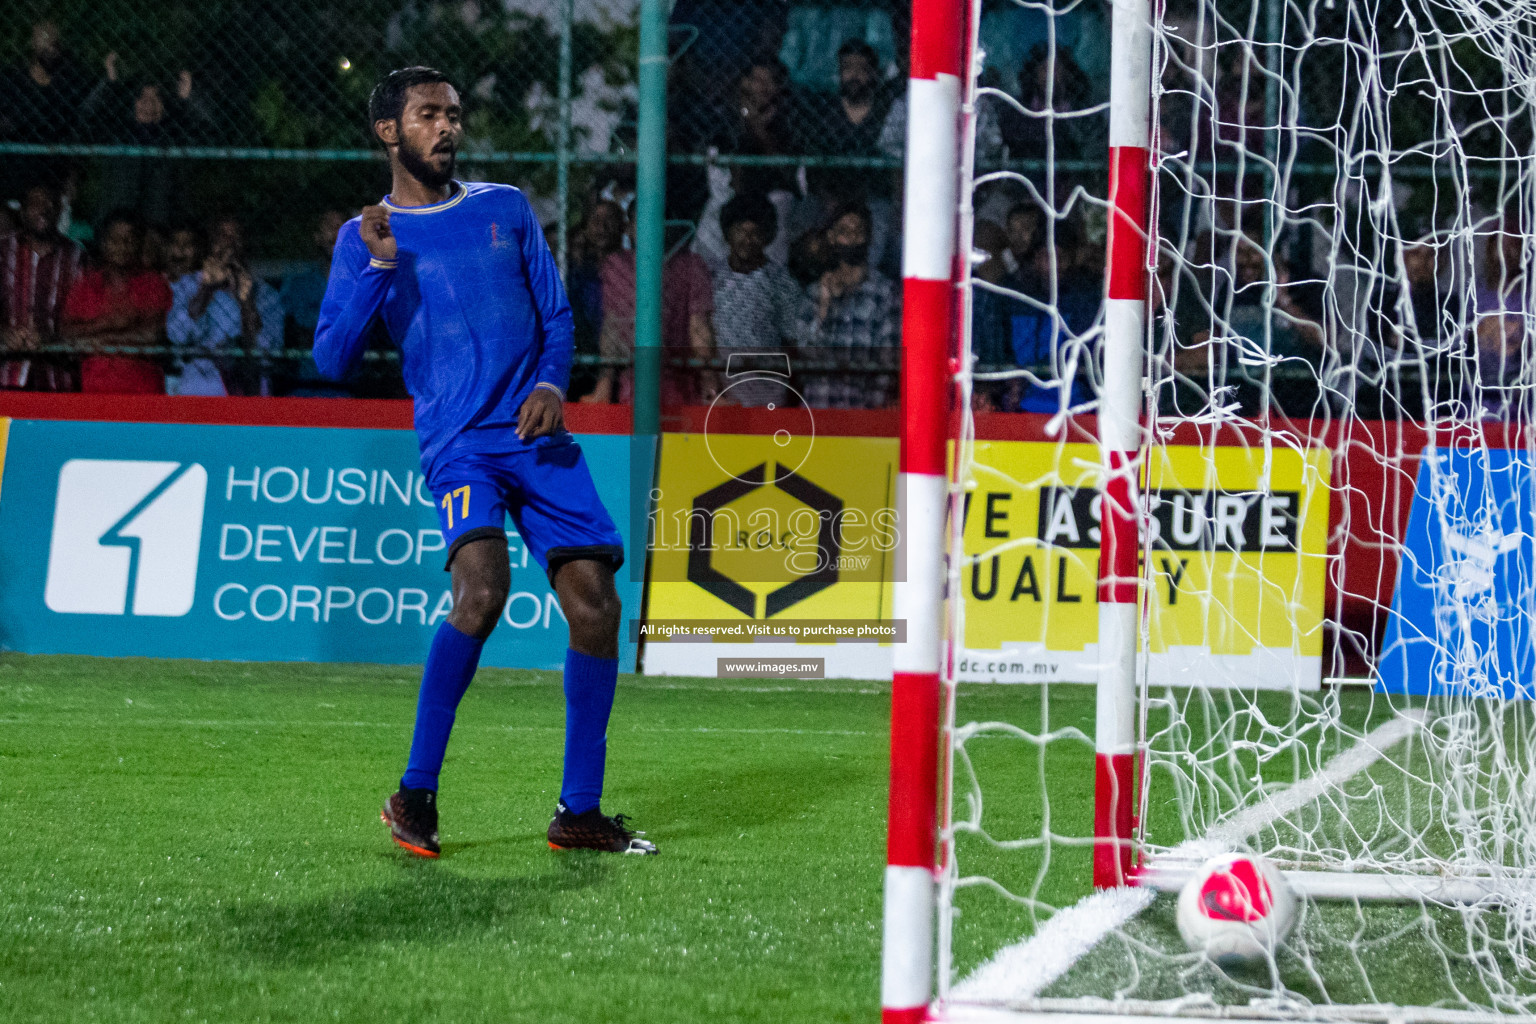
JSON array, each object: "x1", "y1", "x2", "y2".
[{"x1": 1175, "y1": 852, "x2": 1296, "y2": 967}]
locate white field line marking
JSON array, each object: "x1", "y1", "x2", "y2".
[
  {"x1": 948, "y1": 710, "x2": 1428, "y2": 1008},
  {"x1": 949, "y1": 886, "x2": 1155, "y2": 1004},
  {"x1": 1, "y1": 676, "x2": 885, "y2": 697},
  {"x1": 0, "y1": 716, "x2": 873, "y2": 737},
  {"x1": 636, "y1": 683, "x2": 886, "y2": 695},
  {"x1": 671, "y1": 726, "x2": 874, "y2": 736},
  {"x1": 249, "y1": 679, "x2": 886, "y2": 696},
  {"x1": 466, "y1": 677, "x2": 888, "y2": 695},
  {"x1": 481, "y1": 679, "x2": 887, "y2": 696},
  {"x1": 0, "y1": 716, "x2": 408, "y2": 729},
  {"x1": 1166, "y1": 708, "x2": 1427, "y2": 860}
]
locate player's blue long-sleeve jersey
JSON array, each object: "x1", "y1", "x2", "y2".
[{"x1": 314, "y1": 181, "x2": 574, "y2": 481}]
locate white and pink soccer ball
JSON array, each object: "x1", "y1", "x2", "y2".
[{"x1": 1176, "y1": 853, "x2": 1297, "y2": 967}]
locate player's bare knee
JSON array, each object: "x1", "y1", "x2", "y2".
[
  {"x1": 447, "y1": 538, "x2": 510, "y2": 638},
  {"x1": 557, "y1": 566, "x2": 621, "y2": 656},
  {"x1": 580, "y1": 588, "x2": 621, "y2": 638},
  {"x1": 565, "y1": 591, "x2": 617, "y2": 643},
  {"x1": 450, "y1": 580, "x2": 509, "y2": 639}
]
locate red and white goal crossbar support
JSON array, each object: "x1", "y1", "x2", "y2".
[
  {"x1": 882, "y1": 0, "x2": 962, "y2": 1015},
  {"x1": 1094, "y1": 0, "x2": 1154, "y2": 890},
  {"x1": 882, "y1": 0, "x2": 1152, "y2": 1010}
]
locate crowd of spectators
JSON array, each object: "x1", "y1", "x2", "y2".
[
  {"x1": 0, "y1": 7, "x2": 1116, "y2": 411},
  {"x1": 1, "y1": 8, "x2": 1526, "y2": 418},
  {"x1": 564, "y1": 186, "x2": 904, "y2": 409},
  {"x1": 2, "y1": 174, "x2": 1526, "y2": 419},
  {"x1": 1, "y1": 19, "x2": 212, "y2": 222},
  {"x1": 0, "y1": 178, "x2": 367, "y2": 398},
  {"x1": 0, "y1": 21, "x2": 946, "y2": 408},
  {"x1": 0, "y1": 170, "x2": 902, "y2": 408}
]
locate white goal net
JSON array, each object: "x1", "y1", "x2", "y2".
[{"x1": 935, "y1": 0, "x2": 1536, "y2": 1016}]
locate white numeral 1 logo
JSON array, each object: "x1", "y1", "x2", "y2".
[{"x1": 45, "y1": 460, "x2": 208, "y2": 616}]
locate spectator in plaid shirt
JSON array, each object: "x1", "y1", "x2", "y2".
[
  {"x1": 792, "y1": 202, "x2": 900, "y2": 408},
  {"x1": 712, "y1": 193, "x2": 799, "y2": 408},
  {"x1": 0, "y1": 183, "x2": 84, "y2": 391}
]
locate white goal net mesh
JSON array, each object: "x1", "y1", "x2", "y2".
[{"x1": 939, "y1": 0, "x2": 1536, "y2": 1015}]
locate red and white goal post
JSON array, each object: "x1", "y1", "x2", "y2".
[
  {"x1": 881, "y1": 0, "x2": 961, "y2": 1015},
  {"x1": 885, "y1": 0, "x2": 1536, "y2": 1015}
]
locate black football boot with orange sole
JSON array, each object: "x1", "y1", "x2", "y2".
[{"x1": 381, "y1": 787, "x2": 440, "y2": 858}]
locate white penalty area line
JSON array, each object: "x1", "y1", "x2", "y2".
[
  {"x1": 948, "y1": 710, "x2": 1428, "y2": 1008},
  {"x1": 1174, "y1": 709, "x2": 1427, "y2": 859},
  {"x1": 949, "y1": 886, "x2": 1156, "y2": 1005}
]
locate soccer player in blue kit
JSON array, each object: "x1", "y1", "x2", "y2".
[{"x1": 314, "y1": 66, "x2": 656, "y2": 857}]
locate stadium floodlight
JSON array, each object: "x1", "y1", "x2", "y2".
[{"x1": 885, "y1": 0, "x2": 1536, "y2": 1016}]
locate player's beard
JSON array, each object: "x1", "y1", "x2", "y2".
[{"x1": 398, "y1": 136, "x2": 457, "y2": 190}]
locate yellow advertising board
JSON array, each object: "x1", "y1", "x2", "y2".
[
  {"x1": 0, "y1": 417, "x2": 9, "y2": 501},
  {"x1": 644, "y1": 432, "x2": 899, "y2": 678},
  {"x1": 642, "y1": 430, "x2": 1329, "y2": 689},
  {"x1": 957, "y1": 439, "x2": 1330, "y2": 689}
]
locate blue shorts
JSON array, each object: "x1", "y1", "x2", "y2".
[{"x1": 429, "y1": 438, "x2": 625, "y2": 580}]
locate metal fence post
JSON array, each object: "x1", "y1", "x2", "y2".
[
  {"x1": 633, "y1": 0, "x2": 667, "y2": 439},
  {"x1": 556, "y1": 0, "x2": 574, "y2": 279}
]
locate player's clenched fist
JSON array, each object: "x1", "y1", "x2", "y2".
[
  {"x1": 359, "y1": 205, "x2": 397, "y2": 262},
  {"x1": 516, "y1": 386, "x2": 564, "y2": 440}
]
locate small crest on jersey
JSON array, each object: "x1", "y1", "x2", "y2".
[{"x1": 490, "y1": 222, "x2": 511, "y2": 249}]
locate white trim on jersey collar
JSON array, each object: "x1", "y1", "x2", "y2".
[{"x1": 382, "y1": 182, "x2": 468, "y2": 215}]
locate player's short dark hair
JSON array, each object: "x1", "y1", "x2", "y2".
[
  {"x1": 837, "y1": 38, "x2": 879, "y2": 67},
  {"x1": 369, "y1": 66, "x2": 457, "y2": 129},
  {"x1": 720, "y1": 192, "x2": 778, "y2": 243}
]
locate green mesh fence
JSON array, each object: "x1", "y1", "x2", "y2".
[
  {"x1": 0, "y1": 0, "x2": 947, "y2": 398},
  {"x1": 8, "y1": 0, "x2": 1469, "y2": 403},
  {"x1": 0, "y1": 0, "x2": 646, "y2": 256},
  {"x1": 0, "y1": 0, "x2": 943, "y2": 400}
]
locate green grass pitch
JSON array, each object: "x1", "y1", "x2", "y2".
[
  {"x1": 0, "y1": 654, "x2": 1097, "y2": 1023},
  {"x1": 5, "y1": 655, "x2": 1511, "y2": 1021}
]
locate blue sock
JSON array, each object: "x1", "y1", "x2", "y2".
[
  {"x1": 560, "y1": 648, "x2": 619, "y2": 815},
  {"x1": 400, "y1": 622, "x2": 484, "y2": 791}
]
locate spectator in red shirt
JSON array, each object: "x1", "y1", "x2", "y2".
[
  {"x1": 589, "y1": 208, "x2": 717, "y2": 405},
  {"x1": 0, "y1": 183, "x2": 83, "y2": 391},
  {"x1": 62, "y1": 209, "x2": 173, "y2": 394}
]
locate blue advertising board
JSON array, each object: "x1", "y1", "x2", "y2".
[
  {"x1": 1378, "y1": 446, "x2": 1536, "y2": 700},
  {"x1": 0, "y1": 420, "x2": 645, "y2": 671}
]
